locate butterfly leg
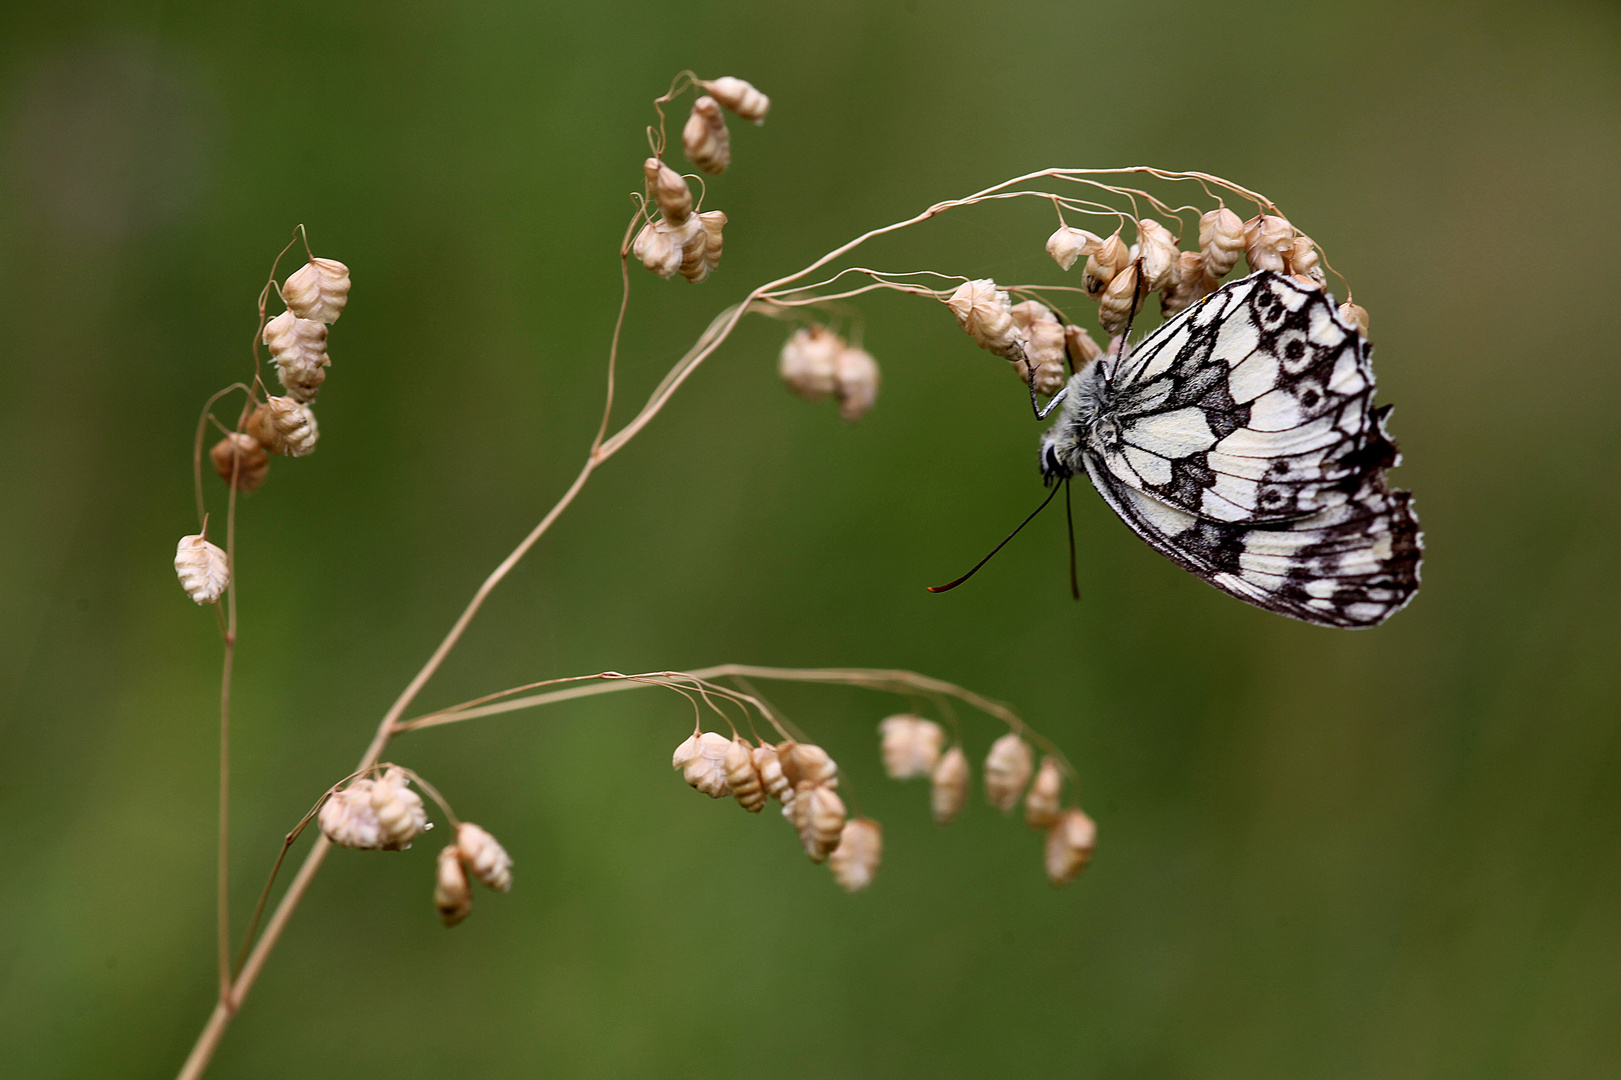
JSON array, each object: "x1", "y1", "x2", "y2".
[{"x1": 1031, "y1": 382, "x2": 1068, "y2": 420}]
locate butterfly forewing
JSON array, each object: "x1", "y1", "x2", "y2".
[
  {"x1": 1097, "y1": 273, "x2": 1389, "y2": 524},
  {"x1": 1073, "y1": 270, "x2": 1421, "y2": 627}
]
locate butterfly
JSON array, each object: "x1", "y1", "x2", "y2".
[{"x1": 1031, "y1": 270, "x2": 1421, "y2": 628}]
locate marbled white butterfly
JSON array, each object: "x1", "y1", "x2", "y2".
[{"x1": 1035, "y1": 270, "x2": 1421, "y2": 628}]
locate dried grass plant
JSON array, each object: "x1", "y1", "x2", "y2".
[{"x1": 171, "y1": 70, "x2": 1356, "y2": 1077}]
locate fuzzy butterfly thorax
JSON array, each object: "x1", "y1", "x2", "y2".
[{"x1": 1038, "y1": 269, "x2": 1422, "y2": 629}]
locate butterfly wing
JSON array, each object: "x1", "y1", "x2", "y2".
[
  {"x1": 1076, "y1": 269, "x2": 1421, "y2": 627},
  {"x1": 1082, "y1": 447, "x2": 1422, "y2": 627},
  {"x1": 1095, "y1": 271, "x2": 1393, "y2": 524}
]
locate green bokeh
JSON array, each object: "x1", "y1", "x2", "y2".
[{"x1": 2, "y1": 2, "x2": 1618, "y2": 1077}]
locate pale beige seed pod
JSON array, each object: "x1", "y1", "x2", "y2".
[
  {"x1": 263, "y1": 311, "x2": 332, "y2": 404},
  {"x1": 632, "y1": 221, "x2": 682, "y2": 279},
  {"x1": 1064, "y1": 324, "x2": 1103, "y2": 368},
  {"x1": 1161, "y1": 251, "x2": 1213, "y2": 318},
  {"x1": 752, "y1": 743, "x2": 791, "y2": 803},
  {"x1": 725, "y1": 737, "x2": 766, "y2": 812},
  {"x1": 1198, "y1": 207, "x2": 1246, "y2": 279},
  {"x1": 369, "y1": 767, "x2": 429, "y2": 850},
  {"x1": 1285, "y1": 236, "x2": 1326, "y2": 287},
  {"x1": 1046, "y1": 225, "x2": 1102, "y2": 271},
  {"x1": 434, "y1": 844, "x2": 472, "y2": 926},
  {"x1": 1098, "y1": 263, "x2": 1145, "y2": 337},
  {"x1": 1244, "y1": 214, "x2": 1294, "y2": 273},
  {"x1": 1044, "y1": 808, "x2": 1097, "y2": 886},
  {"x1": 275, "y1": 356, "x2": 327, "y2": 403},
  {"x1": 318, "y1": 779, "x2": 383, "y2": 849},
  {"x1": 644, "y1": 157, "x2": 692, "y2": 224},
  {"x1": 1338, "y1": 301, "x2": 1370, "y2": 334},
  {"x1": 945, "y1": 279, "x2": 1021, "y2": 358},
  {"x1": 790, "y1": 782, "x2": 846, "y2": 862},
  {"x1": 930, "y1": 745, "x2": 969, "y2": 825},
  {"x1": 1135, "y1": 219, "x2": 1180, "y2": 292},
  {"x1": 672, "y1": 731, "x2": 733, "y2": 798},
  {"x1": 174, "y1": 534, "x2": 229, "y2": 604},
  {"x1": 1024, "y1": 757, "x2": 1063, "y2": 829},
  {"x1": 778, "y1": 325, "x2": 843, "y2": 400},
  {"x1": 247, "y1": 397, "x2": 318, "y2": 457},
  {"x1": 829, "y1": 818, "x2": 883, "y2": 892},
  {"x1": 668, "y1": 214, "x2": 710, "y2": 283},
  {"x1": 682, "y1": 95, "x2": 731, "y2": 174},
  {"x1": 984, "y1": 732, "x2": 1034, "y2": 814},
  {"x1": 457, "y1": 822, "x2": 513, "y2": 892},
  {"x1": 878, "y1": 715, "x2": 945, "y2": 780},
  {"x1": 778, "y1": 741, "x2": 839, "y2": 789},
  {"x1": 698, "y1": 210, "x2": 726, "y2": 278},
  {"x1": 1017, "y1": 314, "x2": 1067, "y2": 396},
  {"x1": 1082, "y1": 233, "x2": 1131, "y2": 299},
  {"x1": 281, "y1": 258, "x2": 351, "y2": 324},
  {"x1": 210, "y1": 432, "x2": 269, "y2": 493},
  {"x1": 701, "y1": 76, "x2": 769, "y2": 123},
  {"x1": 834, "y1": 345, "x2": 880, "y2": 423}
]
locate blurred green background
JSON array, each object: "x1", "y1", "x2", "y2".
[{"x1": 3, "y1": 1, "x2": 1619, "y2": 1077}]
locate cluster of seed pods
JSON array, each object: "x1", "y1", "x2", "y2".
[
  {"x1": 879, "y1": 716, "x2": 1096, "y2": 886},
  {"x1": 672, "y1": 731, "x2": 881, "y2": 892},
  {"x1": 316, "y1": 765, "x2": 513, "y2": 927},
  {"x1": 174, "y1": 254, "x2": 351, "y2": 606},
  {"x1": 948, "y1": 207, "x2": 1369, "y2": 397},
  {"x1": 776, "y1": 325, "x2": 881, "y2": 422},
  {"x1": 670, "y1": 715, "x2": 1096, "y2": 890}
]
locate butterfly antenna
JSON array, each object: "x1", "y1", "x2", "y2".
[
  {"x1": 928, "y1": 482, "x2": 1065, "y2": 593},
  {"x1": 1064, "y1": 478, "x2": 1080, "y2": 601}
]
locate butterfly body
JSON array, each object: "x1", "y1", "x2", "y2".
[{"x1": 1038, "y1": 270, "x2": 1421, "y2": 628}]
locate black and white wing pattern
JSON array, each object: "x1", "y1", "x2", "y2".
[{"x1": 1071, "y1": 270, "x2": 1421, "y2": 627}]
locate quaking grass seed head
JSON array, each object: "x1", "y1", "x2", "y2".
[
  {"x1": 369, "y1": 767, "x2": 429, "y2": 850},
  {"x1": 725, "y1": 737, "x2": 766, "y2": 812},
  {"x1": 210, "y1": 432, "x2": 269, "y2": 492},
  {"x1": 1010, "y1": 301, "x2": 1066, "y2": 396},
  {"x1": 777, "y1": 741, "x2": 839, "y2": 789},
  {"x1": 984, "y1": 733, "x2": 1033, "y2": 814},
  {"x1": 829, "y1": 818, "x2": 882, "y2": 892},
  {"x1": 1135, "y1": 219, "x2": 1179, "y2": 293},
  {"x1": 434, "y1": 844, "x2": 472, "y2": 926},
  {"x1": 1046, "y1": 225, "x2": 1102, "y2": 271},
  {"x1": 632, "y1": 221, "x2": 682, "y2": 279},
  {"x1": 930, "y1": 745, "x2": 969, "y2": 825},
  {"x1": 945, "y1": 279, "x2": 1021, "y2": 359},
  {"x1": 644, "y1": 157, "x2": 693, "y2": 224},
  {"x1": 878, "y1": 715, "x2": 945, "y2": 780},
  {"x1": 700, "y1": 76, "x2": 770, "y2": 124},
  {"x1": 1198, "y1": 207, "x2": 1245, "y2": 279},
  {"x1": 790, "y1": 781, "x2": 846, "y2": 863},
  {"x1": 1338, "y1": 301, "x2": 1370, "y2": 334},
  {"x1": 682, "y1": 95, "x2": 730, "y2": 174},
  {"x1": 281, "y1": 258, "x2": 351, "y2": 324},
  {"x1": 1244, "y1": 213, "x2": 1294, "y2": 273},
  {"x1": 456, "y1": 822, "x2": 513, "y2": 892},
  {"x1": 319, "y1": 778, "x2": 383, "y2": 849},
  {"x1": 174, "y1": 534, "x2": 229, "y2": 605},
  {"x1": 1023, "y1": 757, "x2": 1062, "y2": 829},
  {"x1": 247, "y1": 397, "x2": 318, "y2": 457},
  {"x1": 673, "y1": 731, "x2": 734, "y2": 798},
  {"x1": 778, "y1": 326, "x2": 843, "y2": 400},
  {"x1": 752, "y1": 743, "x2": 791, "y2": 803},
  {"x1": 1098, "y1": 263, "x2": 1145, "y2": 337},
  {"x1": 834, "y1": 344, "x2": 880, "y2": 423},
  {"x1": 1083, "y1": 233, "x2": 1131, "y2": 299},
  {"x1": 1044, "y1": 808, "x2": 1097, "y2": 886}
]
